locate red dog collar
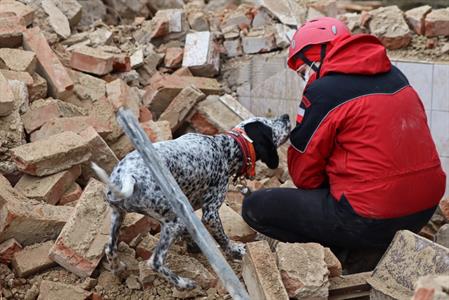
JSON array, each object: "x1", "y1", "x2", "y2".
[{"x1": 225, "y1": 128, "x2": 256, "y2": 179}]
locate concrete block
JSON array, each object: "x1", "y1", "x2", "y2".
[
  {"x1": 0, "y1": 0, "x2": 34, "y2": 26},
  {"x1": 0, "y1": 180, "x2": 73, "y2": 246},
  {"x1": 21, "y1": 98, "x2": 85, "y2": 134},
  {"x1": 405, "y1": 5, "x2": 432, "y2": 35},
  {"x1": 367, "y1": 230, "x2": 449, "y2": 299},
  {"x1": 0, "y1": 48, "x2": 36, "y2": 73},
  {"x1": 11, "y1": 131, "x2": 91, "y2": 176},
  {"x1": 70, "y1": 46, "x2": 114, "y2": 76},
  {"x1": 59, "y1": 182, "x2": 82, "y2": 205},
  {"x1": 242, "y1": 240, "x2": 289, "y2": 300},
  {"x1": 0, "y1": 71, "x2": 15, "y2": 117},
  {"x1": 159, "y1": 86, "x2": 206, "y2": 131},
  {"x1": 0, "y1": 15, "x2": 26, "y2": 48},
  {"x1": 12, "y1": 240, "x2": 56, "y2": 277},
  {"x1": 425, "y1": 8, "x2": 449, "y2": 37},
  {"x1": 276, "y1": 242, "x2": 329, "y2": 299},
  {"x1": 182, "y1": 31, "x2": 220, "y2": 77},
  {"x1": 42, "y1": 0, "x2": 71, "y2": 39},
  {"x1": 37, "y1": 280, "x2": 92, "y2": 300},
  {"x1": 0, "y1": 238, "x2": 22, "y2": 264},
  {"x1": 22, "y1": 27, "x2": 74, "y2": 99},
  {"x1": 49, "y1": 179, "x2": 110, "y2": 278},
  {"x1": 15, "y1": 165, "x2": 81, "y2": 205},
  {"x1": 242, "y1": 30, "x2": 276, "y2": 54}
]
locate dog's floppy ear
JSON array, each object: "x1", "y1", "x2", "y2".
[{"x1": 244, "y1": 121, "x2": 279, "y2": 169}]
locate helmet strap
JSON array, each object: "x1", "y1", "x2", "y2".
[
  {"x1": 295, "y1": 43, "x2": 327, "y2": 79},
  {"x1": 315, "y1": 44, "x2": 327, "y2": 79}
]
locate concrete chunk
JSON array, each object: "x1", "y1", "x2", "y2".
[
  {"x1": 182, "y1": 32, "x2": 220, "y2": 77},
  {"x1": 259, "y1": 0, "x2": 306, "y2": 26},
  {"x1": 42, "y1": 0, "x2": 71, "y2": 39},
  {"x1": 23, "y1": 27, "x2": 74, "y2": 99},
  {"x1": 15, "y1": 165, "x2": 81, "y2": 205},
  {"x1": 405, "y1": 5, "x2": 432, "y2": 35},
  {"x1": 11, "y1": 131, "x2": 91, "y2": 176},
  {"x1": 0, "y1": 0, "x2": 34, "y2": 26},
  {"x1": 435, "y1": 224, "x2": 449, "y2": 248},
  {"x1": 0, "y1": 48, "x2": 36, "y2": 73},
  {"x1": 242, "y1": 240, "x2": 289, "y2": 300},
  {"x1": 159, "y1": 86, "x2": 206, "y2": 131},
  {"x1": 0, "y1": 15, "x2": 26, "y2": 48},
  {"x1": 0, "y1": 239, "x2": 22, "y2": 264},
  {"x1": 49, "y1": 179, "x2": 110, "y2": 278},
  {"x1": 54, "y1": 0, "x2": 83, "y2": 27},
  {"x1": 276, "y1": 242, "x2": 330, "y2": 299},
  {"x1": 37, "y1": 280, "x2": 92, "y2": 300},
  {"x1": 224, "y1": 39, "x2": 243, "y2": 57},
  {"x1": 12, "y1": 240, "x2": 56, "y2": 277},
  {"x1": 0, "y1": 180, "x2": 73, "y2": 246},
  {"x1": 70, "y1": 46, "x2": 114, "y2": 76},
  {"x1": 367, "y1": 230, "x2": 449, "y2": 299},
  {"x1": 0, "y1": 71, "x2": 15, "y2": 117},
  {"x1": 242, "y1": 29, "x2": 276, "y2": 54},
  {"x1": 425, "y1": 8, "x2": 449, "y2": 37}
]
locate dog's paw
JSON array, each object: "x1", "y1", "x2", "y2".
[
  {"x1": 226, "y1": 241, "x2": 246, "y2": 259},
  {"x1": 176, "y1": 277, "x2": 197, "y2": 290}
]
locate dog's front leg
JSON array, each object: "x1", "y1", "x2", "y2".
[
  {"x1": 149, "y1": 220, "x2": 197, "y2": 290},
  {"x1": 106, "y1": 205, "x2": 126, "y2": 274}
]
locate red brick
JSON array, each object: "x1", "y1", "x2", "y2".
[
  {"x1": 0, "y1": 179, "x2": 74, "y2": 246},
  {"x1": 37, "y1": 280, "x2": 92, "y2": 300},
  {"x1": 173, "y1": 67, "x2": 193, "y2": 77},
  {"x1": 14, "y1": 165, "x2": 81, "y2": 205},
  {"x1": 106, "y1": 79, "x2": 139, "y2": 115},
  {"x1": 11, "y1": 131, "x2": 91, "y2": 176},
  {"x1": 141, "y1": 120, "x2": 172, "y2": 142},
  {"x1": 0, "y1": 0, "x2": 34, "y2": 26},
  {"x1": 112, "y1": 53, "x2": 131, "y2": 72},
  {"x1": 59, "y1": 183, "x2": 82, "y2": 205},
  {"x1": 23, "y1": 27, "x2": 74, "y2": 99},
  {"x1": 139, "y1": 106, "x2": 153, "y2": 122},
  {"x1": 110, "y1": 134, "x2": 135, "y2": 160},
  {"x1": 49, "y1": 179, "x2": 110, "y2": 278},
  {"x1": 0, "y1": 71, "x2": 15, "y2": 117},
  {"x1": 0, "y1": 15, "x2": 26, "y2": 47},
  {"x1": 12, "y1": 240, "x2": 56, "y2": 277},
  {"x1": 90, "y1": 96, "x2": 123, "y2": 143},
  {"x1": 0, "y1": 238, "x2": 22, "y2": 264},
  {"x1": 70, "y1": 46, "x2": 114, "y2": 76},
  {"x1": 189, "y1": 111, "x2": 219, "y2": 135},
  {"x1": 119, "y1": 213, "x2": 160, "y2": 244},
  {"x1": 164, "y1": 47, "x2": 183, "y2": 68},
  {"x1": 425, "y1": 8, "x2": 449, "y2": 37},
  {"x1": 412, "y1": 288, "x2": 435, "y2": 300},
  {"x1": 30, "y1": 116, "x2": 112, "y2": 142},
  {"x1": 439, "y1": 197, "x2": 449, "y2": 221},
  {"x1": 21, "y1": 98, "x2": 85, "y2": 134},
  {"x1": 405, "y1": 5, "x2": 432, "y2": 35},
  {"x1": 0, "y1": 69, "x2": 33, "y2": 87}
]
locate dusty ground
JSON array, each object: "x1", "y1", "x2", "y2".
[{"x1": 388, "y1": 35, "x2": 449, "y2": 63}]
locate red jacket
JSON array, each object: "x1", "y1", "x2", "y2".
[{"x1": 288, "y1": 34, "x2": 446, "y2": 219}]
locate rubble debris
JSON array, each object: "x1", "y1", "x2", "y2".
[
  {"x1": 12, "y1": 240, "x2": 56, "y2": 278},
  {"x1": 405, "y1": 5, "x2": 432, "y2": 35},
  {"x1": 30, "y1": 72, "x2": 48, "y2": 101},
  {"x1": 258, "y1": 0, "x2": 306, "y2": 26},
  {"x1": 224, "y1": 39, "x2": 243, "y2": 57},
  {"x1": 368, "y1": 5, "x2": 412, "y2": 49},
  {"x1": 329, "y1": 272, "x2": 371, "y2": 299},
  {"x1": 54, "y1": 0, "x2": 83, "y2": 27},
  {"x1": 0, "y1": 48, "x2": 36, "y2": 73},
  {"x1": 14, "y1": 165, "x2": 81, "y2": 205},
  {"x1": 77, "y1": 0, "x2": 107, "y2": 28},
  {"x1": 435, "y1": 223, "x2": 449, "y2": 248},
  {"x1": 59, "y1": 182, "x2": 82, "y2": 205},
  {"x1": 23, "y1": 27, "x2": 74, "y2": 100},
  {"x1": 37, "y1": 280, "x2": 92, "y2": 300},
  {"x1": 242, "y1": 240, "x2": 289, "y2": 300},
  {"x1": 11, "y1": 131, "x2": 91, "y2": 176},
  {"x1": 0, "y1": 179, "x2": 73, "y2": 246},
  {"x1": 276, "y1": 242, "x2": 330, "y2": 299},
  {"x1": 412, "y1": 275, "x2": 449, "y2": 300},
  {"x1": 440, "y1": 198, "x2": 449, "y2": 221},
  {"x1": 159, "y1": 85, "x2": 206, "y2": 132},
  {"x1": 367, "y1": 230, "x2": 449, "y2": 299},
  {"x1": 324, "y1": 248, "x2": 342, "y2": 278},
  {"x1": 70, "y1": 46, "x2": 114, "y2": 76},
  {"x1": 0, "y1": 72, "x2": 15, "y2": 117},
  {"x1": 0, "y1": 15, "x2": 26, "y2": 48},
  {"x1": 187, "y1": 9, "x2": 209, "y2": 31},
  {"x1": 183, "y1": 31, "x2": 220, "y2": 77},
  {"x1": 424, "y1": 8, "x2": 449, "y2": 37},
  {"x1": 242, "y1": 28, "x2": 277, "y2": 54},
  {"x1": 164, "y1": 47, "x2": 183, "y2": 69},
  {"x1": 141, "y1": 120, "x2": 172, "y2": 142},
  {"x1": 110, "y1": 134, "x2": 135, "y2": 160},
  {"x1": 0, "y1": 239, "x2": 22, "y2": 264},
  {"x1": 119, "y1": 213, "x2": 159, "y2": 244},
  {"x1": 0, "y1": 0, "x2": 35, "y2": 26},
  {"x1": 42, "y1": 0, "x2": 71, "y2": 39},
  {"x1": 49, "y1": 179, "x2": 110, "y2": 278}
]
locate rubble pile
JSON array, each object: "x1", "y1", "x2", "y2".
[{"x1": 0, "y1": 0, "x2": 448, "y2": 299}]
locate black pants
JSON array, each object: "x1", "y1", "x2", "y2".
[{"x1": 241, "y1": 188, "x2": 436, "y2": 250}]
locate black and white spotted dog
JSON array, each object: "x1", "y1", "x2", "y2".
[{"x1": 92, "y1": 114, "x2": 291, "y2": 289}]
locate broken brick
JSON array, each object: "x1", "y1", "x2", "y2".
[
  {"x1": 242, "y1": 240, "x2": 289, "y2": 300},
  {"x1": 12, "y1": 240, "x2": 56, "y2": 277},
  {"x1": 0, "y1": 48, "x2": 36, "y2": 73},
  {"x1": 11, "y1": 131, "x2": 91, "y2": 176},
  {"x1": 424, "y1": 8, "x2": 449, "y2": 37},
  {"x1": 49, "y1": 179, "x2": 110, "y2": 278},
  {"x1": 0, "y1": 71, "x2": 15, "y2": 117},
  {"x1": 70, "y1": 46, "x2": 114, "y2": 76},
  {"x1": 405, "y1": 5, "x2": 432, "y2": 35},
  {"x1": 59, "y1": 182, "x2": 82, "y2": 205},
  {"x1": 106, "y1": 79, "x2": 139, "y2": 116},
  {"x1": 0, "y1": 15, "x2": 26, "y2": 48},
  {"x1": 182, "y1": 31, "x2": 220, "y2": 77},
  {"x1": 0, "y1": 239, "x2": 22, "y2": 264},
  {"x1": 119, "y1": 213, "x2": 160, "y2": 244},
  {"x1": 159, "y1": 86, "x2": 206, "y2": 131},
  {"x1": 14, "y1": 165, "x2": 81, "y2": 205},
  {"x1": 141, "y1": 120, "x2": 173, "y2": 142},
  {"x1": 0, "y1": 0, "x2": 34, "y2": 26},
  {"x1": 23, "y1": 27, "x2": 74, "y2": 99},
  {"x1": 110, "y1": 134, "x2": 135, "y2": 160},
  {"x1": 164, "y1": 47, "x2": 184, "y2": 69},
  {"x1": 0, "y1": 179, "x2": 73, "y2": 246},
  {"x1": 324, "y1": 247, "x2": 342, "y2": 278},
  {"x1": 42, "y1": 0, "x2": 71, "y2": 39},
  {"x1": 37, "y1": 280, "x2": 92, "y2": 300},
  {"x1": 439, "y1": 197, "x2": 449, "y2": 221}
]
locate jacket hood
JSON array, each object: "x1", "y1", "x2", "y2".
[{"x1": 307, "y1": 34, "x2": 392, "y2": 84}]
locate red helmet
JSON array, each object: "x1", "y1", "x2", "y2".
[{"x1": 287, "y1": 17, "x2": 351, "y2": 71}]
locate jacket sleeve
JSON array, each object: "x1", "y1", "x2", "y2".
[{"x1": 288, "y1": 113, "x2": 338, "y2": 189}]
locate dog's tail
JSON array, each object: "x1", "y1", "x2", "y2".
[{"x1": 91, "y1": 162, "x2": 135, "y2": 201}]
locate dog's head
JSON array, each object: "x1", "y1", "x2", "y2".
[{"x1": 235, "y1": 114, "x2": 291, "y2": 169}]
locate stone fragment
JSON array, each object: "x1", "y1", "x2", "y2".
[
  {"x1": 49, "y1": 179, "x2": 110, "y2": 278},
  {"x1": 187, "y1": 10, "x2": 209, "y2": 31},
  {"x1": 0, "y1": 69, "x2": 33, "y2": 88},
  {"x1": 242, "y1": 240, "x2": 289, "y2": 300},
  {"x1": 435, "y1": 223, "x2": 449, "y2": 250},
  {"x1": 0, "y1": 48, "x2": 36, "y2": 73},
  {"x1": 0, "y1": 71, "x2": 15, "y2": 117},
  {"x1": 252, "y1": 7, "x2": 274, "y2": 28},
  {"x1": 30, "y1": 73, "x2": 48, "y2": 101},
  {"x1": 130, "y1": 48, "x2": 144, "y2": 69},
  {"x1": 259, "y1": 0, "x2": 306, "y2": 26},
  {"x1": 182, "y1": 31, "x2": 220, "y2": 77},
  {"x1": 11, "y1": 131, "x2": 91, "y2": 176},
  {"x1": 37, "y1": 280, "x2": 92, "y2": 300},
  {"x1": 276, "y1": 242, "x2": 329, "y2": 299},
  {"x1": 78, "y1": 0, "x2": 107, "y2": 28},
  {"x1": 89, "y1": 96, "x2": 124, "y2": 143},
  {"x1": 54, "y1": 0, "x2": 82, "y2": 27},
  {"x1": 12, "y1": 240, "x2": 56, "y2": 277},
  {"x1": 106, "y1": 79, "x2": 139, "y2": 116},
  {"x1": 42, "y1": 0, "x2": 71, "y2": 39},
  {"x1": 134, "y1": 9, "x2": 187, "y2": 44},
  {"x1": 22, "y1": 27, "x2": 74, "y2": 99},
  {"x1": 0, "y1": 239, "x2": 22, "y2": 264},
  {"x1": 66, "y1": 69, "x2": 106, "y2": 108},
  {"x1": 164, "y1": 47, "x2": 183, "y2": 69},
  {"x1": 0, "y1": 15, "x2": 26, "y2": 48},
  {"x1": 405, "y1": 5, "x2": 432, "y2": 35},
  {"x1": 412, "y1": 275, "x2": 449, "y2": 300},
  {"x1": 424, "y1": 8, "x2": 449, "y2": 37},
  {"x1": 367, "y1": 230, "x2": 449, "y2": 299},
  {"x1": 70, "y1": 46, "x2": 114, "y2": 76},
  {"x1": 439, "y1": 198, "x2": 449, "y2": 221},
  {"x1": 141, "y1": 120, "x2": 172, "y2": 142},
  {"x1": 324, "y1": 247, "x2": 342, "y2": 277},
  {"x1": 273, "y1": 24, "x2": 295, "y2": 48},
  {"x1": 0, "y1": 0, "x2": 34, "y2": 26},
  {"x1": 136, "y1": 45, "x2": 163, "y2": 86},
  {"x1": 242, "y1": 29, "x2": 277, "y2": 54}
]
